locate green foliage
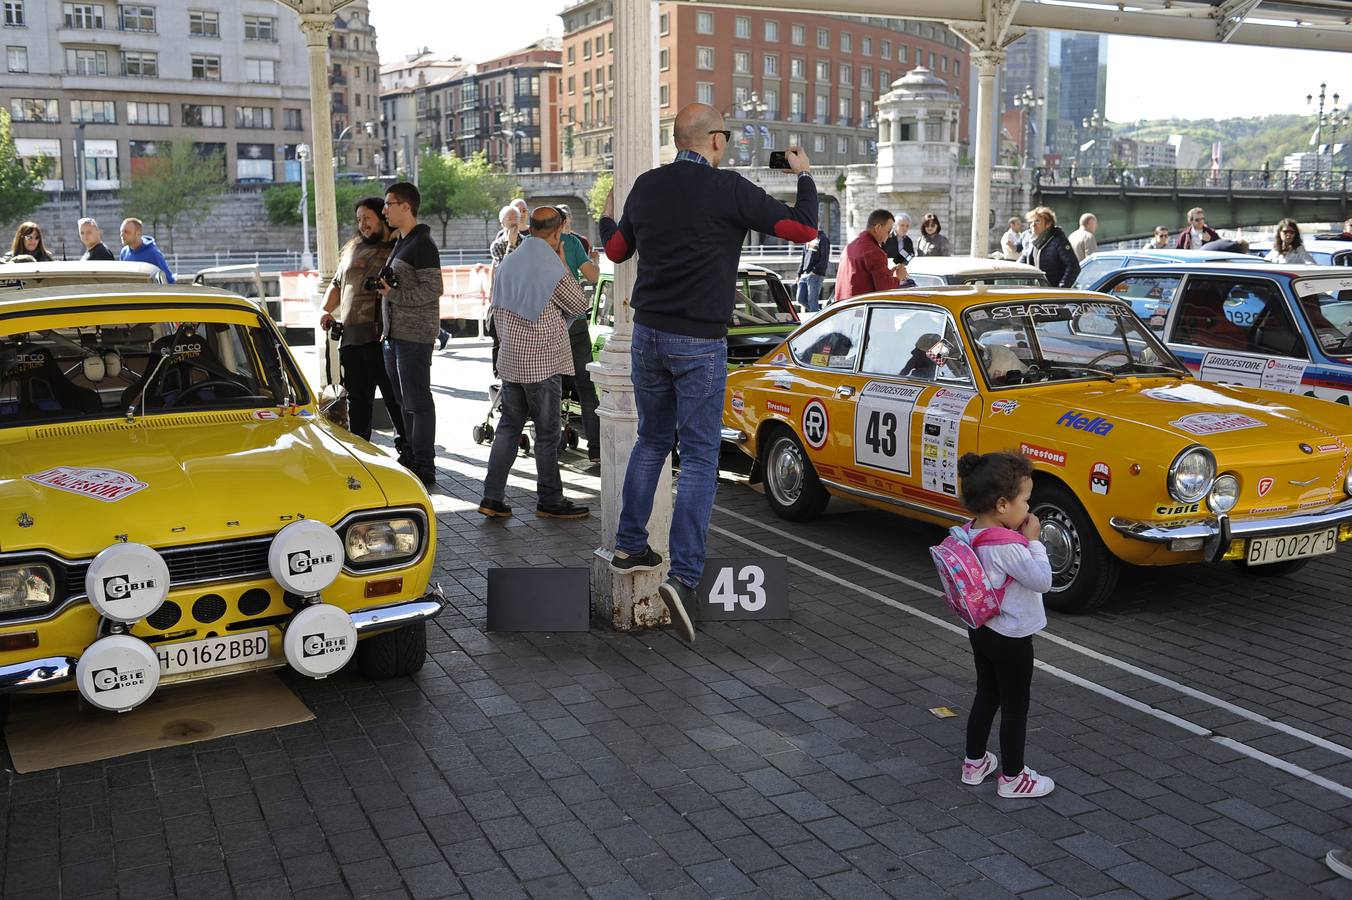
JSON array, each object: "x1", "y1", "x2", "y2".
[
  {"x1": 417, "y1": 151, "x2": 515, "y2": 245},
  {"x1": 262, "y1": 179, "x2": 385, "y2": 228},
  {"x1": 121, "y1": 139, "x2": 225, "y2": 251},
  {"x1": 586, "y1": 172, "x2": 613, "y2": 221},
  {"x1": 1117, "y1": 114, "x2": 1346, "y2": 171},
  {"x1": 0, "y1": 108, "x2": 46, "y2": 229}
]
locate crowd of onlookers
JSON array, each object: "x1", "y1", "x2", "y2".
[{"x1": 3, "y1": 217, "x2": 175, "y2": 282}]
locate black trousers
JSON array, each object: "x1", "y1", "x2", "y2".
[
  {"x1": 340, "y1": 341, "x2": 406, "y2": 445},
  {"x1": 965, "y1": 626, "x2": 1034, "y2": 777},
  {"x1": 563, "y1": 318, "x2": 599, "y2": 453}
]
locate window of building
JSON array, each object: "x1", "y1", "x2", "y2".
[
  {"x1": 837, "y1": 135, "x2": 848, "y2": 155},
  {"x1": 236, "y1": 106, "x2": 273, "y2": 128},
  {"x1": 953, "y1": 59, "x2": 960, "y2": 78},
  {"x1": 583, "y1": 70, "x2": 590, "y2": 89},
  {"x1": 929, "y1": 51, "x2": 935, "y2": 69},
  {"x1": 70, "y1": 99, "x2": 115, "y2": 123},
  {"x1": 189, "y1": 9, "x2": 217, "y2": 36},
  {"x1": 790, "y1": 56, "x2": 805, "y2": 79},
  {"x1": 568, "y1": 73, "x2": 576, "y2": 92},
  {"x1": 763, "y1": 53, "x2": 778, "y2": 77},
  {"x1": 789, "y1": 92, "x2": 803, "y2": 120},
  {"x1": 566, "y1": 46, "x2": 573, "y2": 64},
  {"x1": 861, "y1": 67, "x2": 872, "y2": 89},
  {"x1": 790, "y1": 23, "x2": 804, "y2": 45},
  {"x1": 881, "y1": 40, "x2": 891, "y2": 60},
  {"x1": 608, "y1": 32, "x2": 612, "y2": 51},
  {"x1": 838, "y1": 96, "x2": 850, "y2": 122},
  {"x1": 764, "y1": 20, "x2": 778, "y2": 42},
  {"x1": 245, "y1": 58, "x2": 276, "y2": 83},
  {"x1": 121, "y1": 49, "x2": 156, "y2": 77},
  {"x1": 763, "y1": 87, "x2": 779, "y2": 116},
  {"x1": 696, "y1": 81, "x2": 714, "y2": 105},
  {"x1": 898, "y1": 45, "x2": 907, "y2": 63},
  {"x1": 696, "y1": 46, "x2": 714, "y2": 70},
  {"x1": 859, "y1": 137, "x2": 868, "y2": 156},
  {"x1": 582, "y1": 40, "x2": 590, "y2": 60},
  {"x1": 63, "y1": 3, "x2": 103, "y2": 28},
  {"x1": 594, "y1": 35, "x2": 603, "y2": 55},
  {"x1": 814, "y1": 93, "x2": 827, "y2": 121},
  {"x1": 659, "y1": 12, "x2": 668, "y2": 34},
  {"x1": 696, "y1": 11, "x2": 713, "y2": 34},
  {"x1": 3, "y1": 1, "x2": 24, "y2": 26},
  {"x1": 658, "y1": 48, "x2": 668, "y2": 71},
  {"x1": 126, "y1": 101, "x2": 169, "y2": 124},
  {"x1": 860, "y1": 98, "x2": 872, "y2": 123},
  {"x1": 788, "y1": 131, "x2": 801, "y2": 147},
  {"x1": 243, "y1": 14, "x2": 275, "y2": 41},
  {"x1": 940, "y1": 56, "x2": 947, "y2": 73},
  {"x1": 734, "y1": 85, "x2": 749, "y2": 110},
  {"x1": 840, "y1": 32, "x2": 852, "y2": 53},
  {"x1": 880, "y1": 68, "x2": 890, "y2": 87},
  {"x1": 735, "y1": 15, "x2": 749, "y2": 38},
  {"x1": 815, "y1": 60, "x2": 829, "y2": 82},
  {"x1": 66, "y1": 47, "x2": 107, "y2": 75},
  {"x1": 84, "y1": 153, "x2": 116, "y2": 185},
  {"x1": 916, "y1": 45, "x2": 923, "y2": 65},
  {"x1": 861, "y1": 36, "x2": 872, "y2": 56},
  {"x1": 840, "y1": 62, "x2": 852, "y2": 85},
  {"x1": 816, "y1": 28, "x2": 829, "y2": 49},
  {"x1": 6, "y1": 44, "x2": 24, "y2": 71},
  {"x1": 730, "y1": 49, "x2": 749, "y2": 74},
  {"x1": 659, "y1": 83, "x2": 669, "y2": 107},
  {"x1": 10, "y1": 98, "x2": 58, "y2": 122},
  {"x1": 119, "y1": 4, "x2": 154, "y2": 32},
  {"x1": 813, "y1": 134, "x2": 826, "y2": 153},
  {"x1": 182, "y1": 103, "x2": 223, "y2": 127},
  {"x1": 191, "y1": 54, "x2": 220, "y2": 80}
]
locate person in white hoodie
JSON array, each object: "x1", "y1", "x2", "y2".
[{"x1": 955, "y1": 450, "x2": 1056, "y2": 799}]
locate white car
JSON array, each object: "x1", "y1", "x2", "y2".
[
  {"x1": 903, "y1": 256, "x2": 1048, "y2": 287},
  {"x1": 0, "y1": 260, "x2": 166, "y2": 291}
]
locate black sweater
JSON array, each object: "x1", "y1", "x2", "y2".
[{"x1": 600, "y1": 161, "x2": 818, "y2": 337}]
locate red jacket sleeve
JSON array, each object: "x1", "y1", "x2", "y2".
[
  {"x1": 865, "y1": 245, "x2": 900, "y2": 292},
  {"x1": 734, "y1": 172, "x2": 819, "y2": 244}
]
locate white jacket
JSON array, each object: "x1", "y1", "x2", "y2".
[{"x1": 971, "y1": 531, "x2": 1051, "y2": 638}]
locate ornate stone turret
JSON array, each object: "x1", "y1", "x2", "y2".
[{"x1": 875, "y1": 67, "x2": 963, "y2": 195}]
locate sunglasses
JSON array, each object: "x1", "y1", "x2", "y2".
[{"x1": 708, "y1": 129, "x2": 732, "y2": 142}]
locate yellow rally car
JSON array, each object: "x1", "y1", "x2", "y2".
[
  {"x1": 0, "y1": 284, "x2": 443, "y2": 712},
  {"x1": 723, "y1": 287, "x2": 1352, "y2": 612}
]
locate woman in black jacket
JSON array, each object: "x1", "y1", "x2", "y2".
[{"x1": 1019, "y1": 207, "x2": 1080, "y2": 287}]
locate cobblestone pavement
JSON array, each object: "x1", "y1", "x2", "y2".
[{"x1": 4, "y1": 341, "x2": 1352, "y2": 899}]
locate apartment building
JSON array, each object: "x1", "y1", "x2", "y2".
[
  {"x1": 559, "y1": 0, "x2": 971, "y2": 170},
  {"x1": 3, "y1": 0, "x2": 316, "y2": 188},
  {"x1": 327, "y1": 1, "x2": 380, "y2": 176}
]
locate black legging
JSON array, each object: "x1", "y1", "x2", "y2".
[{"x1": 965, "y1": 626, "x2": 1034, "y2": 777}]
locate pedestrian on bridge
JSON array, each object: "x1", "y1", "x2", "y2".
[
  {"x1": 1176, "y1": 208, "x2": 1219, "y2": 249},
  {"x1": 1266, "y1": 219, "x2": 1315, "y2": 265}
]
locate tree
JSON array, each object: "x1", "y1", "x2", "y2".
[
  {"x1": 263, "y1": 179, "x2": 385, "y2": 230},
  {"x1": 586, "y1": 172, "x2": 613, "y2": 221},
  {"x1": 120, "y1": 139, "x2": 225, "y2": 251},
  {"x1": 417, "y1": 151, "x2": 515, "y2": 246},
  {"x1": 0, "y1": 108, "x2": 45, "y2": 230}
]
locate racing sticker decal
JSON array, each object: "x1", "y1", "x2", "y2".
[
  {"x1": 990, "y1": 399, "x2": 1019, "y2": 416},
  {"x1": 1200, "y1": 353, "x2": 1306, "y2": 393},
  {"x1": 1020, "y1": 442, "x2": 1066, "y2": 467},
  {"x1": 921, "y1": 387, "x2": 976, "y2": 495},
  {"x1": 802, "y1": 399, "x2": 829, "y2": 450},
  {"x1": 730, "y1": 390, "x2": 745, "y2": 412},
  {"x1": 766, "y1": 399, "x2": 792, "y2": 416},
  {"x1": 1257, "y1": 476, "x2": 1275, "y2": 498},
  {"x1": 1156, "y1": 502, "x2": 1201, "y2": 516},
  {"x1": 1170, "y1": 412, "x2": 1266, "y2": 435},
  {"x1": 253, "y1": 409, "x2": 280, "y2": 420},
  {"x1": 771, "y1": 352, "x2": 788, "y2": 365},
  {"x1": 853, "y1": 382, "x2": 925, "y2": 474},
  {"x1": 1089, "y1": 462, "x2": 1111, "y2": 495},
  {"x1": 25, "y1": 467, "x2": 148, "y2": 502}
]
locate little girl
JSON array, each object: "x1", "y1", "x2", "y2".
[{"x1": 956, "y1": 450, "x2": 1056, "y2": 799}]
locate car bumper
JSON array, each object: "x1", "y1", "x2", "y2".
[
  {"x1": 721, "y1": 427, "x2": 748, "y2": 443},
  {"x1": 1109, "y1": 498, "x2": 1352, "y2": 562},
  {"x1": 0, "y1": 584, "x2": 446, "y2": 694}
]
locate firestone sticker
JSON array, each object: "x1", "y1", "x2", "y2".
[
  {"x1": 1020, "y1": 442, "x2": 1066, "y2": 467},
  {"x1": 25, "y1": 467, "x2": 148, "y2": 502},
  {"x1": 1257, "y1": 476, "x2": 1275, "y2": 498},
  {"x1": 766, "y1": 399, "x2": 792, "y2": 416},
  {"x1": 1170, "y1": 412, "x2": 1266, "y2": 435}
]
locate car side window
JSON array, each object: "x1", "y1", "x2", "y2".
[
  {"x1": 860, "y1": 306, "x2": 969, "y2": 382},
  {"x1": 1241, "y1": 281, "x2": 1306, "y2": 358},
  {"x1": 1104, "y1": 274, "x2": 1180, "y2": 336},
  {"x1": 789, "y1": 305, "x2": 867, "y2": 370},
  {"x1": 1170, "y1": 277, "x2": 1306, "y2": 358},
  {"x1": 595, "y1": 280, "x2": 615, "y2": 327}
]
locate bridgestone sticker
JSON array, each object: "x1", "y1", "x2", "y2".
[
  {"x1": 853, "y1": 382, "x2": 924, "y2": 474},
  {"x1": 25, "y1": 467, "x2": 147, "y2": 502},
  {"x1": 802, "y1": 399, "x2": 829, "y2": 449},
  {"x1": 1200, "y1": 353, "x2": 1306, "y2": 393},
  {"x1": 1170, "y1": 412, "x2": 1266, "y2": 435},
  {"x1": 921, "y1": 388, "x2": 975, "y2": 495}
]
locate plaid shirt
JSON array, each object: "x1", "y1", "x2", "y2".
[{"x1": 492, "y1": 276, "x2": 589, "y2": 384}]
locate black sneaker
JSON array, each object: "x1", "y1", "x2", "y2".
[
  {"x1": 610, "y1": 545, "x2": 662, "y2": 573},
  {"x1": 416, "y1": 469, "x2": 437, "y2": 488},
  {"x1": 537, "y1": 499, "x2": 590, "y2": 519},
  {"x1": 478, "y1": 498, "x2": 512, "y2": 518},
  {"x1": 658, "y1": 577, "x2": 697, "y2": 643}
]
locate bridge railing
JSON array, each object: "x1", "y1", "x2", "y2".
[{"x1": 1034, "y1": 167, "x2": 1352, "y2": 193}]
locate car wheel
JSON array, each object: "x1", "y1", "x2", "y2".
[
  {"x1": 1031, "y1": 480, "x2": 1119, "y2": 613},
  {"x1": 356, "y1": 621, "x2": 427, "y2": 679},
  {"x1": 1231, "y1": 557, "x2": 1312, "y2": 577},
  {"x1": 760, "y1": 426, "x2": 829, "y2": 522}
]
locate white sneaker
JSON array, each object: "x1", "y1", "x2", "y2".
[
  {"x1": 961, "y1": 752, "x2": 998, "y2": 785},
  {"x1": 998, "y1": 766, "x2": 1055, "y2": 798}
]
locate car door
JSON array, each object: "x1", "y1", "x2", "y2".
[
  {"x1": 590, "y1": 277, "x2": 615, "y2": 357},
  {"x1": 784, "y1": 304, "x2": 869, "y2": 487}
]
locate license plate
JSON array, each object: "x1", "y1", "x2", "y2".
[
  {"x1": 156, "y1": 630, "x2": 270, "y2": 676},
  {"x1": 1246, "y1": 528, "x2": 1337, "y2": 566}
]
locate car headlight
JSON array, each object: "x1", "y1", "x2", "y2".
[
  {"x1": 344, "y1": 518, "x2": 421, "y2": 567},
  {"x1": 1168, "y1": 446, "x2": 1216, "y2": 503},
  {"x1": 1346, "y1": 467, "x2": 1352, "y2": 498},
  {"x1": 1208, "y1": 474, "x2": 1239, "y2": 514},
  {"x1": 0, "y1": 563, "x2": 55, "y2": 614}
]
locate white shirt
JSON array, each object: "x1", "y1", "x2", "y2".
[
  {"x1": 1000, "y1": 229, "x2": 1022, "y2": 261},
  {"x1": 1190, "y1": 228, "x2": 1207, "y2": 248},
  {"x1": 971, "y1": 531, "x2": 1051, "y2": 638}
]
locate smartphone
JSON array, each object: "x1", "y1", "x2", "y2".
[{"x1": 768, "y1": 150, "x2": 791, "y2": 170}]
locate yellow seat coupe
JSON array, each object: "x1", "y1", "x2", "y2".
[
  {"x1": 723, "y1": 287, "x2": 1352, "y2": 612},
  {"x1": 0, "y1": 285, "x2": 442, "y2": 712}
]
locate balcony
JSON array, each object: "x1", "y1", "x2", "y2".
[
  {"x1": 333, "y1": 99, "x2": 349, "y2": 114},
  {"x1": 328, "y1": 72, "x2": 347, "y2": 86}
]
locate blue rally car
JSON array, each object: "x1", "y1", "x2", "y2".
[{"x1": 1091, "y1": 262, "x2": 1352, "y2": 404}]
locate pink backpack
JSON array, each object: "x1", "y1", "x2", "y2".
[{"x1": 930, "y1": 524, "x2": 1029, "y2": 629}]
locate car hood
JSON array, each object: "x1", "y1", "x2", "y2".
[
  {"x1": 727, "y1": 326, "x2": 795, "y2": 365},
  {"x1": 0, "y1": 414, "x2": 397, "y2": 557}
]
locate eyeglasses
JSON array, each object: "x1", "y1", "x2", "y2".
[
  {"x1": 708, "y1": 129, "x2": 732, "y2": 142},
  {"x1": 383, "y1": 199, "x2": 406, "y2": 209},
  {"x1": 1189, "y1": 217, "x2": 1204, "y2": 223}
]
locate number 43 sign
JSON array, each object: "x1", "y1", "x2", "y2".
[{"x1": 691, "y1": 557, "x2": 789, "y2": 621}]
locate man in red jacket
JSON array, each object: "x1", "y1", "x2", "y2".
[{"x1": 833, "y1": 209, "x2": 912, "y2": 303}]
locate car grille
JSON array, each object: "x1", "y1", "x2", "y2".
[{"x1": 63, "y1": 536, "x2": 274, "y2": 599}]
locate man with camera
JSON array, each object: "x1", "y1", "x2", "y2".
[
  {"x1": 320, "y1": 198, "x2": 408, "y2": 453},
  {"x1": 377, "y1": 182, "x2": 443, "y2": 488}
]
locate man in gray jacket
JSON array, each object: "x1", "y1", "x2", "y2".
[{"x1": 379, "y1": 182, "x2": 443, "y2": 487}]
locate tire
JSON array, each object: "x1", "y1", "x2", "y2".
[
  {"x1": 760, "y1": 426, "x2": 830, "y2": 522},
  {"x1": 1232, "y1": 557, "x2": 1312, "y2": 577},
  {"x1": 356, "y1": 621, "x2": 427, "y2": 679},
  {"x1": 519, "y1": 434, "x2": 531, "y2": 456},
  {"x1": 1031, "y1": 479, "x2": 1119, "y2": 613},
  {"x1": 472, "y1": 424, "x2": 485, "y2": 444}
]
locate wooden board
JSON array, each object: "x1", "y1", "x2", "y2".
[{"x1": 4, "y1": 673, "x2": 313, "y2": 773}]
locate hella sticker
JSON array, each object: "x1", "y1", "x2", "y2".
[
  {"x1": 1089, "y1": 462, "x2": 1111, "y2": 495},
  {"x1": 1056, "y1": 410, "x2": 1113, "y2": 435},
  {"x1": 1257, "y1": 476, "x2": 1275, "y2": 498}
]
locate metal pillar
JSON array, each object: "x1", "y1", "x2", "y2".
[{"x1": 588, "y1": 0, "x2": 671, "y2": 632}]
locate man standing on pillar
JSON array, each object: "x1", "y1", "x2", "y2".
[{"x1": 599, "y1": 102, "x2": 818, "y2": 643}]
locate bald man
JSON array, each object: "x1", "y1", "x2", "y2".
[{"x1": 599, "y1": 102, "x2": 818, "y2": 642}]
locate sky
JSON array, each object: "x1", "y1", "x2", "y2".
[{"x1": 368, "y1": 2, "x2": 1341, "y2": 124}]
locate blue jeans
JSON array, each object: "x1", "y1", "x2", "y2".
[
  {"x1": 383, "y1": 339, "x2": 436, "y2": 475},
  {"x1": 617, "y1": 323, "x2": 727, "y2": 588},
  {"x1": 482, "y1": 376, "x2": 563, "y2": 506},
  {"x1": 796, "y1": 273, "x2": 823, "y2": 312}
]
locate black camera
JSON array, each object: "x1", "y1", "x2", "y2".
[
  {"x1": 362, "y1": 265, "x2": 399, "y2": 291},
  {"x1": 326, "y1": 321, "x2": 344, "y2": 340}
]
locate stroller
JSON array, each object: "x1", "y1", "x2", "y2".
[{"x1": 471, "y1": 381, "x2": 579, "y2": 457}]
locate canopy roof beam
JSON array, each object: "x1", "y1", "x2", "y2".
[{"x1": 1213, "y1": 0, "x2": 1267, "y2": 42}]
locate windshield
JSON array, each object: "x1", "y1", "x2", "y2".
[
  {"x1": 0, "y1": 313, "x2": 308, "y2": 427},
  {"x1": 731, "y1": 272, "x2": 798, "y2": 327},
  {"x1": 962, "y1": 275, "x2": 1047, "y2": 287},
  {"x1": 1293, "y1": 276, "x2": 1352, "y2": 358},
  {"x1": 963, "y1": 299, "x2": 1185, "y2": 388},
  {"x1": 1074, "y1": 256, "x2": 1133, "y2": 288}
]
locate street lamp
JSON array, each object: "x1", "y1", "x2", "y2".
[
  {"x1": 296, "y1": 143, "x2": 314, "y2": 270},
  {"x1": 745, "y1": 91, "x2": 770, "y2": 164},
  {"x1": 1308, "y1": 83, "x2": 1344, "y2": 185},
  {"x1": 333, "y1": 121, "x2": 373, "y2": 174},
  {"x1": 1012, "y1": 85, "x2": 1044, "y2": 167},
  {"x1": 1080, "y1": 109, "x2": 1108, "y2": 174}
]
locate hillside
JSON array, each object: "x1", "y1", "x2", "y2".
[{"x1": 1115, "y1": 114, "x2": 1348, "y2": 171}]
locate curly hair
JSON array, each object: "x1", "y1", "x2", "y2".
[{"x1": 957, "y1": 451, "x2": 1034, "y2": 514}]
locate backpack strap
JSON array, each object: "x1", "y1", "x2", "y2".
[{"x1": 969, "y1": 526, "x2": 1029, "y2": 549}]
